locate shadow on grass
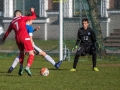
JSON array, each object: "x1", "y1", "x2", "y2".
[
  {"x1": 5, "y1": 74, "x2": 18, "y2": 77},
  {"x1": 0, "y1": 71, "x2": 7, "y2": 74},
  {"x1": 0, "y1": 72, "x2": 20, "y2": 77},
  {"x1": 47, "y1": 68, "x2": 71, "y2": 71},
  {"x1": 32, "y1": 67, "x2": 69, "y2": 71}
]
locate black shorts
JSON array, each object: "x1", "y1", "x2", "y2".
[{"x1": 76, "y1": 45, "x2": 96, "y2": 56}]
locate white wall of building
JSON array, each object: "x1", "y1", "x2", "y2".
[
  {"x1": 101, "y1": 0, "x2": 109, "y2": 17},
  {"x1": 39, "y1": 0, "x2": 48, "y2": 17},
  {"x1": 101, "y1": 0, "x2": 110, "y2": 37},
  {"x1": 63, "y1": 0, "x2": 73, "y2": 18},
  {"x1": 4, "y1": 0, "x2": 13, "y2": 17}
]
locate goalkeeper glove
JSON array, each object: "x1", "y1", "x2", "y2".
[
  {"x1": 93, "y1": 42, "x2": 100, "y2": 49},
  {"x1": 97, "y1": 42, "x2": 100, "y2": 49},
  {"x1": 72, "y1": 45, "x2": 78, "y2": 52}
]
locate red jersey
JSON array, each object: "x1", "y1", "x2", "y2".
[{"x1": 2, "y1": 11, "x2": 36, "y2": 41}]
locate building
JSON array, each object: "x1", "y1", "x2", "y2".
[
  {"x1": 101, "y1": 0, "x2": 120, "y2": 38},
  {"x1": 1, "y1": 0, "x2": 120, "y2": 40}
]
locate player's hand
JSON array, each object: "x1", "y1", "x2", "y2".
[
  {"x1": 93, "y1": 42, "x2": 100, "y2": 49},
  {"x1": 96, "y1": 42, "x2": 100, "y2": 49},
  {"x1": 72, "y1": 45, "x2": 78, "y2": 52},
  {"x1": 30, "y1": 8, "x2": 34, "y2": 12},
  {"x1": 35, "y1": 26, "x2": 40, "y2": 31}
]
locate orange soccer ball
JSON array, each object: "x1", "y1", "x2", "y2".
[{"x1": 40, "y1": 68, "x2": 49, "y2": 76}]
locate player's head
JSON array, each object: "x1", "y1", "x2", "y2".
[
  {"x1": 14, "y1": 10, "x2": 22, "y2": 17},
  {"x1": 26, "y1": 20, "x2": 33, "y2": 25},
  {"x1": 26, "y1": 14, "x2": 33, "y2": 25},
  {"x1": 82, "y1": 18, "x2": 89, "y2": 29}
]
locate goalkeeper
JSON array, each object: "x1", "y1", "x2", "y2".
[{"x1": 70, "y1": 18, "x2": 99, "y2": 72}]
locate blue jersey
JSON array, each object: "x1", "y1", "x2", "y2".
[{"x1": 26, "y1": 24, "x2": 34, "y2": 36}]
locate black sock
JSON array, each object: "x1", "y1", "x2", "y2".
[
  {"x1": 73, "y1": 54, "x2": 80, "y2": 69},
  {"x1": 92, "y1": 53, "x2": 96, "y2": 68}
]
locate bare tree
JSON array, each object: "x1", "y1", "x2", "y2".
[{"x1": 87, "y1": 0, "x2": 104, "y2": 54}]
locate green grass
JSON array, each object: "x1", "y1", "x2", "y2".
[
  {"x1": 0, "y1": 39, "x2": 75, "y2": 50},
  {"x1": 0, "y1": 39, "x2": 59, "y2": 50},
  {"x1": 0, "y1": 56, "x2": 120, "y2": 90},
  {"x1": 0, "y1": 40, "x2": 120, "y2": 89}
]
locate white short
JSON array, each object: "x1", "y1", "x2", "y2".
[{"x1": 33, "y1": 42, "x2": 42, "y2": 55}]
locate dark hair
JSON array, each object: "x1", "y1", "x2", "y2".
[
  {"x1": 14, "y1": 10, "x2": 22, "y2": 17},
  {"x1": 82, "y1": 18, "x2": 89, "y2": 23}
]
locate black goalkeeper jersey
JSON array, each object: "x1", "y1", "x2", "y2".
[{"x1": 76, "y1": 27, "x2": 96, "y2": 47}]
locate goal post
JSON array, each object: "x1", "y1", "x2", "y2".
[{"x1": 59, "y1": 0, "x2": 63, "y2": 61}]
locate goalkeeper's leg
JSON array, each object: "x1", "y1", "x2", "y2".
[
  {"x1": 70, "y1": 47, "x2": 85, "y2": 71},
  {"x1": 73, "y1": 54, "x2": 80, "y2": 69},
  {"x1": 70, "y1": 54, "x2": 80, "y2": 71},
  {"x1": 92, "y1": 53, "x2": 96, "y2": 68},
  {"x1": 91, "y1": 47, "x2": 99, "y2": 71}
]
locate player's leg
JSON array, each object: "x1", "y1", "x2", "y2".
[
  {"x1": 24, "y1": 50, "x2": 34, "y2": 76},
  {"x1": 7, "y1": 56, "x2": 19, "y2": 73},
  {"x1": 34, "y1": 44, "x2": 56, "y2": 65},
  {"x1": 11, "y1": 56, "x2": 19, "y2": 68},
  {"x1": 41, "y1": 51, "x2": 62, "y2": 69},
  {"x1": 16, "y1": 42, "x2": 25, "y2": 75},
  {"x1": 24, "y1": 39, "x2": 34, "y2": 76},
  {"x1": 91, "y1": 46, "x2": 99, "y2": 71},
  {"x1": 18, "y1": 51, "x2": 25, "y2": 75},
  {"x1": 26, "y1": 50, "x2": 34, "y2": 67},
  {"x1": 70, "y1": 54, "x2": 80, "y2": 71},
  {"x1": 40, "y1": 51, "x2": 56, "y2": 65},
  {"x1": 70, "y1": 46, "x2": 85, "y2": 71},
  {"x1": 92, "y1": 53, "x2": 99, "y2": 71},
  {"x1": 34, "y1": 44, "x2": 62, "y2": 69},
  {"x1": 19, "y1": 51, "x2": 25, "y2": 66}
]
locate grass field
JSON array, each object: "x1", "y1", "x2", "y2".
[
  {"x1": 0, "y1": 55, "x2": 120, "y2": 90},
  {"x1": 0, "y1": 40, "x2": 120, "y2": 90},
  {"x1": 0, "y1": 39, "x2": 75, "y2": 50}
]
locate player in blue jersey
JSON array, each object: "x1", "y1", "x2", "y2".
[{"x1": 7, "y1": 18, "x2": 62, "y2": 74}]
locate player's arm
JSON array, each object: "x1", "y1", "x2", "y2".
[
  {"x1": 91, "y1": 30, "x2": 96, "y2": 43},
  {"x1": 90, "y1": 30, "x2": 100, "y2": 48},
  {"x1": 33, "y1": 26, "x2": 40, "y2": 32},
  {"x1": 75, "y1": 30, "x2": 81, "y2": 46},
  {"x1": 27, "y1": 26, "x2": 34, "y2": 46},
  {"x1": 24, "y1": 8, "x2": 36, "y2": 21},
  {"x1": 2, "y1": 24, "x2": 12, "y2": 42},
  {"x1": 29, "y1": 35, "x2": 34, "y2": 46},
  {"x1": 72, "y1": 30, "x2": 81, "y2": 51}
]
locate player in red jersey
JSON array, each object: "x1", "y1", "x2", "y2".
[{"x1": 1, "y1": 8, "x2": 36, "y2": 76}]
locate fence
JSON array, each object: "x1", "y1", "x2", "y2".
[{"x1": 1, "y1": 0, "x2": 120, "y2": 60}]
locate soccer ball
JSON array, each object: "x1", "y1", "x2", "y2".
[{"x1": 40, "y1": 68, "x2": 49, "y2": 76}]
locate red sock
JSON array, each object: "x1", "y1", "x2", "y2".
[
  {"x1": 27, "y1": 55, "x2": 34, "y2": 67},
  {"x1": 19, "y1": 53, "x2": 24, "y2": 65}
]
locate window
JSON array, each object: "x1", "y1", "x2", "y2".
[
  {"x1": 114, "y1": 0, "x2": 120, "y2": 9},
  {"x1": 53, "y1": 0, "x2": 68, "y2": 2},
  {"x1": 48, "y1": 0, "x2": 59, "y2": 10},
  {"x1": 73, "y1": 0, "x2": 80, "y2": 17},
  {"x1": 15, "y1": 0, "x2": 39, "y2": 16},
  {"x1": 0, "y1": 0, "x2": 3, "y2": 11},
  {"x1": 73, "y1": 0, "x2": 89, "y2": 17},
  {"x1": 0, "y1": 0, "x2": 3, "y2": 16}
]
